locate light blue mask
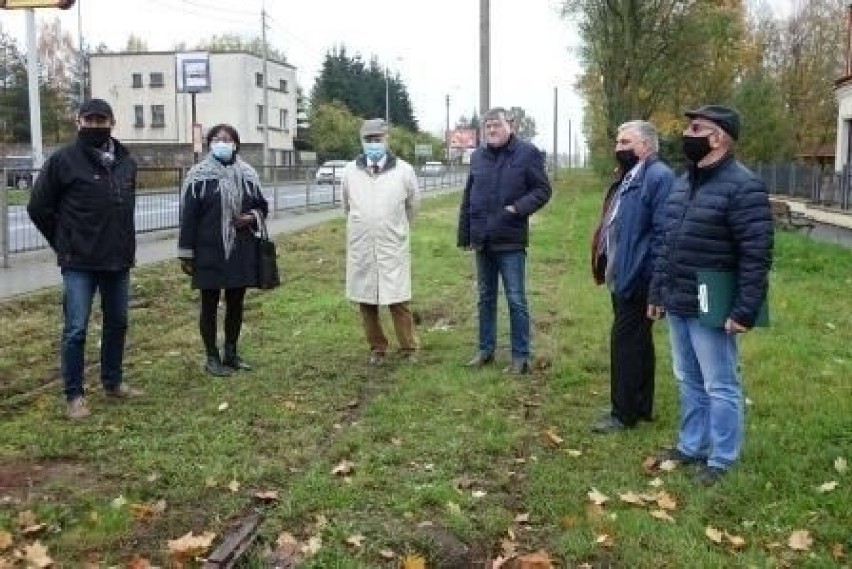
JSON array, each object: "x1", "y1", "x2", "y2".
[
  {"x1": 211, "y1": 141, "x2": 235, "y2": 162},
  {"x1": 363, "y1": 142, "x2": 386, "y2": 163}
]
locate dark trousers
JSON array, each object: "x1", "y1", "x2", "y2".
[
  {"x1": 610, "y1": 291, "x2": 655, "y2": 426},
  {"x1": 200, "y1": 288, "x2": 246, "y2": 357}
]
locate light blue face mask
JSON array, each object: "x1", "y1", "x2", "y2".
[
  {"x1": 363, "y1": 141, "x2": 386, "y2": 163},
  {"x1": 211, "y1": 141, "x2": 235, "y2": 162}
]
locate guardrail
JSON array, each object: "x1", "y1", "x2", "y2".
[{"x1": 1, "y1": 164, "x2": 469, "y2": 266}]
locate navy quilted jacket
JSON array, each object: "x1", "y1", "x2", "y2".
[{"x1": 649, "y1": 154, "x2": 774, "y2": 327}]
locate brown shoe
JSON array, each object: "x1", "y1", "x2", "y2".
[
  {"x1": 465, "y1": 352, "x2": 494, "y2": 368},
  {"x1": 66, "y1": 397, "x2": 91, "y2": 420},
  {"x1": 105, "y1": 384, "x2": 145, "y2": 399}
]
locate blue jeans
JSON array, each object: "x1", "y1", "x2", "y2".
[
  {"x1": 61, "y1": 268, "x2": 129, "y2": 401},
  {"x1": 475, "y1": 249, "x2": 530, "y2": 360},
  {"x1": 667, "y1": 314, "x2": 742, "y2": 469}
]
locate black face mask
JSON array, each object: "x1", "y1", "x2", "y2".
[
  {"x1": 79, "y1": 127, "x2": 111, "y2": 148},
  {"x1": 615, "y1": 149, "x2": 639, "y2": 171},
  {"x1": 682, "y1": 135, "x2": 712, "y2": 163}
]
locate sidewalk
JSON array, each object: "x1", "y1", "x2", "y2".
[{"x1": 0, "y1": 206, "x2": 343, "y2": 301}]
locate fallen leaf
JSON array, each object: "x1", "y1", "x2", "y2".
[
  {"x1": 658, "y1": 460, "x2": 677, "y2": 472},
  {"x1": 22, "y1": 541, "x2": 53, "y2": 568},
  {"x1": 276, "y1": 532, "x2": 299, "y2": 549},
  {"x1": 218, "y1": 402, "x2": 229, "y2": 411},
  {"x1": 301, "y1": 535, "x2": 322, "y2": 556},
  {"x1": 167, "y1": 531, "x2": 217, "y2": 558},
  {"x1": 0, "y1": 532, "x2": 10, "y2": 551},
  {"x1": 378, "y1": 548, "x2": 396, "y2": 560},
  {"x1": 817, "y1": 481, "x2": 838, "y2": 493},
  {"x1": 111, "y1": 495, "x2": 128, "y2": 509},
  {"x1": 126, "y1": 554, "x2": 154, "y2": 569},
  {"x1": 20, "y1": 523, "x2": 47, "y2": 536},
  {"x1": 831, "y1": 542, "x2": 845, "y2": 560},
  {"x1": 514, "y1": 512, "x2": 530, "y2": 524},
  {"x1": 835, "y1": 457, "x2": 848, "y2": 474},
  {"x1": 516, "y1": 550, "x2": 554, "y2": 568},
  {"x1": 595, "y1": 534, "x2": 614, "y2": 548},
  {"x1": 254, "y1": 490, "x2": 279, "y2": 502},
  {"x1": 788, "y1": 529, "x2": 813, "y2": 551},
  {"x1": 566, "y1": 449, "x2": 583, "y2": 457},
  {"x1": 345, "y1": 533, "x2": 365, "y2": 548},
  {"x1": 332, "y1": 459, "x2": 355, "y2": 476},
  {"x1": 542, "y1": 427, "x2": 563, "y2": 447},
  {"x1": 446, "y1": 501, "x2": 461, "y2": 515},
  {"x1": 648, "y1": 477, "x2": 664, "y2": 488},
  {"x1": 705, "y1": 526, "x2": 724, "y2": 544},
  {"x1": 587, "y1": 488, "x2": 609, "y2": 506},
  {"x1": 641, "y1": 456, "x2": 658, "y2": 474},
  {"x1": 204, "y1": 476, "x2": 217, "y2": 488},
  {"x1": 17, "y1": 511, "x2": 37, "y2": 528},
  {"x1": 500, "y1": 538, "x2": 517, "y2": 557},
  {"x1": 655, "y1": 491, "x2": 677, "y2": 511},
  {"x1": 472, "y1": 490, "x2": 487, "y2": 499},
  {"x1": 618, "y1": 491, "x2": 646, "y2": 506},
  {"x1": 724, "y1": 531, "x2": 746, "y2": 549},
  {"x1": 227, "y1": 479, "x2": 240, "y2": 493},
  {"x1": 649, "y1": 509, "x2": 675, "y2": 522},
  {"x1": 400, "y1": 553, "x2": 426, "y2": 569}
]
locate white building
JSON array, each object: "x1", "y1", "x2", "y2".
[{"x1": 89, "y1": 51, "x2": 298, "y2": 167}]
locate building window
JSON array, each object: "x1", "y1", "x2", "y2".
[
  {"x1": 279, "y1": 108, "x2": 289, "y2": 129},
  {"x1": 133, "y1": 105, "x2": 144, "y2": 127},
  {"x1": 131, "y1": 73, "x2": 142, "y2": 88},
  {"x1": 257, "y1": 104, "x2": 265, "y2": 126},
  {"x1": 149, "y1": 72, "x2": 164, "y2": 88},
  {"x1": 255, "y1": 72, "x2": 263, "y2": 87},
  {"x1": 279, "y1": 79, "x2": 288, "y2": 93},
  {"x1": 151, "y1": 105, "x2": 165, "y2": 128}
]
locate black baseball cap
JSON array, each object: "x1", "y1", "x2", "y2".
[
  {"x1": 685, "y1": 105, "x2": 740, "y2": 140},
  {"x1": 78, "y1": 98, "x2": 114, "y2": 120}
]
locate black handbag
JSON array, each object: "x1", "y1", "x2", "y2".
[{"x1": 256, "y1": 215, "x2": 280, "y2": 290}]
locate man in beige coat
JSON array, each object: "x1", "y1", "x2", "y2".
[{"x1": 342, "y1": 118, "x2": 420, "y2": 365}]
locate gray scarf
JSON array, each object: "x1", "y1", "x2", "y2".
[{"x1": 182, "y1": 154, "x2": 261, "y2": 259}]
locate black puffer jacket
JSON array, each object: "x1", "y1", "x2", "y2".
[
  {"x1": 28, "y1": 137, "x2": 137, "y2": 271},
  {"x1": 649, "y1": 154, "x2": 774, "y2": 327}
]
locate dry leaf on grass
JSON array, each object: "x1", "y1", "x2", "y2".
[
  {"x1": 788, "y1": 529, "x2": 813, "y2": 551},
  {"x1": 655, "y1": 491, "x2": 677, "y2": 511},
  {"x1": 378, "y1": 548, "x2": 396, "y2": 560},
  {"x1": 514, "y1": 513, "x2": 530, "y2": 524},
  {"x1": 724, "y1": 532, "x2": 746, "y2": 549},
  {"x1": 130, "y1": 500, "x2": 167, "y2": 521},
  {"x1": 649, "y1": 509, "x2": 675, "y2": 523},
  {"x1": 835, "y1": 457, "x2": 848, "y2": 474},
  {"x1": 500, "y1": 538, "x2": 517, "y2": 557},
  {"x1": 658, "y1": 460, "x2": 677, "y2": 472},
  {"x1": 126, "y1": 554, "x2": 154, "y2": 569},
  {"x1": 332, "y1": 459, "x2": 355, "y2": 476},
  {"x1": 22, "y1": 541, "x2": 53, "y2": 569},
  {"x1": 345, "y1": 533, "x2": 365, "y2": 548},
  {"x1": 618, "y1": 491, "x2": 646, "y2": 507},
  {"x1": 641, "y1": 456, "x2": 658, "y2": 474},
  {"x1": 254, "y1": 490, "x2": 279, "y2": 502},
  {"x1": 831, "y1": 542, "x2": 845, "y2": 560},
  {"x1": 515, "y1": 550, "x2": 554, "y2": 568},
  {"x1": 301, "y1": 535, "x2": 322, "y2": 556},
  {"x1": 566, "y1": 449, "x2": 583, "y2": 457},
  {"x1": 0, "y1": 532, "x2": 10, "y2": 551},
  {"x1": 587, "y1": 488, "x2": 610, "y2": 506},
  {"x1": 17, "y1": 511, "x2": 37, "y2": 529},
  {"x1": 400, "y1": 553, "x2": 426, "y2": 569},
  {"x1": 595, "y1": 534, "x2": 614, "y2": 548},
  {"x1": 167, "y1": 531, "x2": 217, "y2": 558},
  {"x1": 217, "y1": 402, "x2": 229, "y2": 411},
  {"x1": 648, "y1": 477, "x2": 664, "y2": 488},
  {"x1": 816, "y1": 481, "x2": 838, "y2": 493},
  {"x1": 20, "y1": 523, "x2": 47, "y2": 536},
  {"x1": 227, "y1": 479, "x2": 240, "y2": 493},
  {"x1": 705, "y1": 526, "x2": 724, "y2": 544},
  {"x1": 542, "y1": 428, "x2": 563, "y2": 447}
]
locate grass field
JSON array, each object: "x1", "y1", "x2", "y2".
[{"x1": 0, "y1": 170, "x2": 849, "y2": 567}]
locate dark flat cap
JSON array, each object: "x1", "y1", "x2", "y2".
[
  {"x1": 685, "y1": 105, "x2": 740, "y2": 140},
  {"x1": 78, "y1": 98, "x2": 114, "y2": 120}
]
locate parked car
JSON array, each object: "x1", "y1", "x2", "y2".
[
  {"x1": 3, "y1": 155, "x2": 36, "y2": 189},
  {"x1": 315, "y1": 160, "x2": 349, "y2": 185},
  {"x1": 420, "y1": 161, "x2": 446, "y2": 177}
]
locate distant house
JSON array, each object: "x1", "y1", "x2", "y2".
[
  {"x1": 89, "y1": 51, "x2": 297, "y2": 168},
  {"x1": 835, "y1": 5, "x2": 852, "y2": 172}
]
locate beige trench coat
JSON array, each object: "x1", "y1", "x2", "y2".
[{"x1": 342, "y1": 156, "x2": 420, "y2": 305}]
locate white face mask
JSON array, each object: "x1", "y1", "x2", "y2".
[{"x1": 211, "y1": 141, "x2": 235, "y2": 161}]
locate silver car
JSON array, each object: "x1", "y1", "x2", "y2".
[{"x1": 315, "y1": 160, "x2": 349, "y2": 185}]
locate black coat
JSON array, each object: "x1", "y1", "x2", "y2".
[
  {"x1": 457, "y1": 135, "x2": 551, "y2": 250},
  {"x1": 28, "y1": 137, "x2": 137, "y2": 271},
  {"x1": 178, "y1": 159, "x2": 269, "y2": 290},
  {"x1": 649, "y1": 154, "x2": 774, "y2": 327}
]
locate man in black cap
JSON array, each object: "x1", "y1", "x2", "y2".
[
  {"x1": 28, "y1": 98, "x2": 143, "y2": 420},
  {"x1": 647, "y1": 104, "x2": 773, "y2": 485}
]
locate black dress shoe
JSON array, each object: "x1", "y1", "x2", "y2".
[
  {"x1": 502, "y1": 359, "x2": 530, "y2": 375},
  {"x1": 205, "y1": 355, "x2": 232, "y2": 377},
  {"x1": 223, "y1": 356, "x2": 252, "y2": 372},
  {"x1": 591, "y1": 415, "x2": 629, "y2": 434},
  {"x1": 693, "y1": 465, "x2": 726, "y2": 486},
  {"x1": 465, "y1": 352, "x2": 494, "y2": 367}
]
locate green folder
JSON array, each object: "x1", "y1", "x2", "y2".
[{"x1": 696, "y1": 269, "x2": 769, "y2": 328}]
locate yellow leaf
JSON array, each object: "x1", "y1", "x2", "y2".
[
  {"x1": 516, "y1": 550, "x2": 554, "y2": 568},
  {"x1": 724, "y1": 531, "x2": 746, "y2": 549},
  {"x1": 378, "y1": 548, "x2": 396, "y2": 560},
  {"x1": 0, "y1": 532, "x2": 10, "y2": 551},
  {"x1": 618, "y1": 491, "x2": 646, "y2": 506},
  {"x1": 301, "y1": 535, "x2": 322, "y2": 556},
  {"x1": 513, "y1": 512, "x2": 530, "y2": 524},
  {"x1": 595, "y1": 534, "x2": 614, "y2": 548},
  {"x1": 835, "y1": 457, "x2": 848, "y2": 474},
  {"x1": 400, "y1": 553, "x2": 426, "y2": 569},
  {"x1": 22, "y1": 541, "x2": 53, "y2": 568},
  {"x1": 345, "y1": 533, "x2": 365, "y2": 548},
  {"x1": 788, "y1": 529, "x2": 813, "y2": 551},
  {"x1": 21, "y1": 523, "x2": 47, "y2": 536},
  {"x1": 817, "y1": 481, "x2": 838, "y2": 493},
  {"x1": 831, "y1": 542, "x2": 845, "y2": 560},
  {"x1": 542, "y1": 427, "x2": 563, "y2": 447},
  {"x1": 648, "y1": 477, "x2": 663, "y2": 488},
  {"x1": 658, "y1": 460, "x2": 677, "y2": 472},
  {"x1": 126, "y1": 554, "x2": 154, "y2": 569},
  {"x1": 254, "y1": 490, "x2": 279, "y2": 502},
  {"x1": 705, "y1": 526, "x2": 724, "y2": 544},
  {"x1": 17, "y1": 511, "x2": 37, "y2": 529},
  {"x1": 446, "y1": 501, "x2": 461, "y2": 515},
  {"x1": 167, "y1": 531, "x2": 217, "y2": 558},
  {"x1": 227, "y1": 479, "x2": 240, "y2": 493},
  {"x1": 655, "y1": 491, "x2": 677, "y2": 511},
  {"x1": 566, "y1": 449, "x2": 583, "y2": 457},
  {"x1": 276, "y1": 532, "x2": 298, "y2": 548},
  {"x1": 218, "y1": 402, "x2": 229, "y2": 411},
  {"x1": 332, "y1": 459, "x2": 355, "y2": 476},
  {"x1": 587, "y1": 488, "x2": 609, "y2": 506},
  {"x1": 500, "y1": 538, "x2": 517, "y2": 557},
  {"x1": 649, "y1": 509, "x2": 675, "y2": 523}
]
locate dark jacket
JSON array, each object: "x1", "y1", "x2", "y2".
[
  {"x1": 457, "y1": 135, "x2": 551, "y2": 250},
  {"x1": 178, "y1": 158, "x2": 269, "y2": 290},
  {"x1": 28, "y1": 137, "x2": 137, "y2": 271},
  {"x1": 649, "y1": 154, "x2": 774, "y2": 327},
  {"x1": 591, "y1": 155, "x2": 675, "y2": 297}
]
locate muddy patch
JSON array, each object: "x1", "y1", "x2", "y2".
[{"x1": 0, "y1": 459, "x2": 93, "y2": 504}]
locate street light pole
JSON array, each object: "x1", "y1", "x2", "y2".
[
  {"x1": 445, "y1": 93, "x2": 451, "y2": 162},
  {"x1": 385, "y1": 66, "x2": 390, "y2": 124}
]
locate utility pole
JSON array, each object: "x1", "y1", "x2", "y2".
[
  {"x1": 445, "y1": 93, "x2": 451, "y2": 162},
  {"x1": 552, "y1": 86, "x2": 558, "y2": 181},
  {"x1": 261, "y1": 4, "x2": 270, "y2": 176},
  {"x1": 568, "y1": 117, "x2": 572, "y2": 169},
  {"x1": 479, "y1": 0, "x2": 490, "y2": 117},
  {"x1": 25, "y1": 9, "x2": 44, "y2": 168},
  {"x1": 77, "y1": 0, "x2": 84, "y2": 104},
  {"x1": 385, "y1": 66, "x2": 390, "y2": 124}
]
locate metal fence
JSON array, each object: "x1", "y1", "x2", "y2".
[
  {"x1": 752, "y1": 163, "x2": 852, "y2": 211},
  {"x1": 1, "y1": 164, "x2": 469, "y2": 267}
]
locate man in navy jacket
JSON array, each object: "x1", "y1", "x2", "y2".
[
  {"x1": 457, "y1": 107, "x2": 551, "y2": 374},
  {"x1": 591, "y1": 120, "x2": 674, "y2": 433}
]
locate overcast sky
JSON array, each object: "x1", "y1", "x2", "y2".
[{"x1": 2, "y1": 0, "x2": 587, "y2": 155}]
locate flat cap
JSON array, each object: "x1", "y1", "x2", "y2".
[
  {"x1": 360, "y1": 118, "x2": 388, "y2": 138},
  {"x1": 685, "y1": 105, "x2": 740, "y2": 140},
  {"x1": 78, "y1": 98, "x2": 114, "y2": 120}
]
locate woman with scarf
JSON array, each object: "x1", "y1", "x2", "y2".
[{"x1": 178, "y1": 124, "x2": 269, "y2": 376}]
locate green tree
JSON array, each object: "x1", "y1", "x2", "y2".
[
  {"x1": 308, "y1": 100, "x2": 361, "y2": 160},
  {"x1": 195, "y1": 34, "x2": 288, "y2": 63},
  {"x1": 508, "y1": 106, "x2": 537, "y2": 141},
  {"x1": 124, "y1": 34, "x2": 148, "y2": 53}
]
